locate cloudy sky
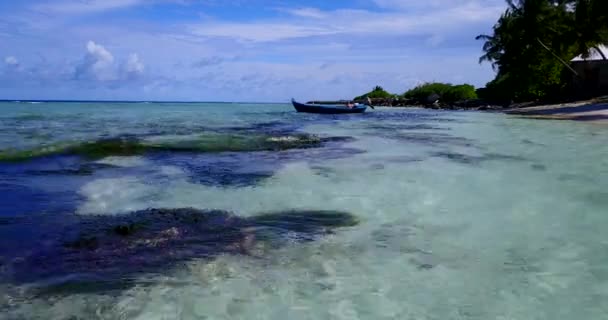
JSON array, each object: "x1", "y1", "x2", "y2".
[{"x1": 0, "y1": 0, "x2": 506, "y2": 102}]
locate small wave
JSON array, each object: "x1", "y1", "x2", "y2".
[
  {"x1": 95, "y1": 156, "x2": 149, "y2": 168},
  {"x1": 266, "y1": 136, "x2": 301, "y2": 142},
  {"x1": 0, "y1": 143, "x2": 76, "y2": 162}
]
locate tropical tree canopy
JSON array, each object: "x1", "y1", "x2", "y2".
[
  {"x1": 403, "y1": 82, "x2": 478, "y2": 103},
  {"x1": 476, "y1": 0, "x2": 608, "y2": 102},
  {"x1": 354, "y1": 86, "x2": 395, "y2": 100}
]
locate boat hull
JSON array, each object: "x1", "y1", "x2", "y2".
[{"x1": 291, "y1": 100, "x2": 367, "y2": 114}]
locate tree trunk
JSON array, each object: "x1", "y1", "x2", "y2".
[{"x1": 536, "y1": 38, "x2": 580, "y2": 77}]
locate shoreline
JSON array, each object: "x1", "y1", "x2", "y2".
[
  {"x1": 369, "y1": 97, "x2": 608, "y2": 123},
  {"x1": 501, "y1": 98, "x2": 608, "y2": 122}
]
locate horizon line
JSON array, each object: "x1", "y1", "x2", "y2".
[{"x1": 0, "y1": 99, "x2": 288, "y2": 104}]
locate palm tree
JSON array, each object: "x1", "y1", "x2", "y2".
[
  {"x1": 476, "y1": 7, "x2": 518, "y2": 71},
  {"x1": 571, "y1": 0, "x2": 607, "y2": 60},
  {"x1": 477, "y1": 0, "x2": 579, "y2": 75},
  {"x1": 475, "y1": 33, "x2": 504, "y2": 70},
  {"x1": 475, "y1": 0, "x2": 608, "y2": 100}
]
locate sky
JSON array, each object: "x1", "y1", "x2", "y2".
[{"x1": 0, "y1": 0, "x2": 507, "y2": 102}]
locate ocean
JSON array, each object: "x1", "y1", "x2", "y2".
[{"x1": 0, "y1": 101, "x2": 607, "y2": 319}]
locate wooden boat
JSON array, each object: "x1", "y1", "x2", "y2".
[{"x1": 291, "y1": 99, "x2": 369, "y2": 114}]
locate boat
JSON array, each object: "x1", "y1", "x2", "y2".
[{"x1": 291, "y1": 99, "x2": 371, "y2": 114}]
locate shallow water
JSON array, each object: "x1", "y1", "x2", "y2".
[{"x1": 1, "y1": 101, "x2": 607, "y2": 319}]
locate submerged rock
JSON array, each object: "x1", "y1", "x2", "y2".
[
  {"x1": 1, "y1": 208, "x2": 358, "y2": 295},
  {"x1": 531, "y1": 164, "x2": 547, "y2": 171}
]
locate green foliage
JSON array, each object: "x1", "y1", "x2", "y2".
[
  {"x1": 404, "y1": 83, "x2": 451, "y2": 100},
  {"x1": 477, "y1": 0, "x2": 608, "y2": 102},
  {"x1": 443, "y1": 84, "x2": 478, "y2": 102},
  {"x1": 403, "y1": 82, "x2": 478, "y2": 104},
  {"x1": 354, "y1": 86, "x2": 395, "y2": 100}
]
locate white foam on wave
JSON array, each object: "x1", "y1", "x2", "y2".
[
  {"x1": 76, "y1": 148, "x2": 445, "y2": 219},
  {"x1": 95, "y1": 156, "x2": 149, "y2": 167},
  {"x1": 77, "y1": 176, "x2": 159, "y2": 215}
]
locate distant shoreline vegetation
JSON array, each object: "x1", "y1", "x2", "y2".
[{"x1": 347, "y1": 84, "x2": 482, "y2": 109}]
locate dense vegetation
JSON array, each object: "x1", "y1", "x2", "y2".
[
  {"x1": 354, "y1": 86, "x2": 395, "y2": 100},
  {"x1": 476, "y1": 0, "x2": 608, "y2": 103},
  {"x1": 353, "y1": 83, "x2": 478, "y2": 105},
  {"x1": 403, "y1": 83, "x2": 477, "y2": 104}
]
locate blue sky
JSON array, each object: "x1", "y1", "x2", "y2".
[{"x1": 0, "y1": 0, "x2": 506, "y2": 102}]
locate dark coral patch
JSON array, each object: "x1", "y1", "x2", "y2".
[{"x1": 1, "y1": 208, "x2": 359, "y2": 296}]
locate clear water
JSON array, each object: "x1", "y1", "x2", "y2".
[{"x1": 1, "y1": 101, "x2": 607, "y2": 319}]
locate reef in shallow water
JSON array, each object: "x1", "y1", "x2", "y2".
[
  {"x1": 1, "y1": 208, "x2": 359, "y2": 295},
  {"x1": 0, "y1": 132, "x2": 348, "y2": 162}
]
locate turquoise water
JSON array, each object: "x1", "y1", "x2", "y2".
[{"x1": 1, "y1": 102, "x2": 607, "y2": 319}]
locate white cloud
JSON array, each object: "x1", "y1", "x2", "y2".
[
  {"x1": 373, "y1": 0, "x2": 431, "y2": 9},
  {"x1": 125, "y1": 53, "x2": 145, "y2": 75},
  {"x1": 30, "y1": 0, "x2": 194, "y2": 16},
  {"x1": 75, "y1": 41, "x2": 116, "y2": 81},
  {"x1": 33, "y1": 0, "x2": 145, "y2": 15},
  {"x1": 426, "y1": 35, "x2": 444, "y2": 47},
  {"x1": 74, "y1": 41, "x2": 145, "y2": 82},
  {"x1": 187, "y1": 2, "x2": 505, "y2": 43},
  {"x1": 373, "y1": 0, "x2": 503, "y2": 10},
  {"x1": 87, "y1": 41, "x2": 114, "y2": 64},
  {"x1": 283, "y1": 8, "x2": 327, "y2": 19},
  {"x1": 4, "y1": 56, "x2": 18, "y2": 66},
  {"x1": 189, "y1": 23, "x2": 339, "y2": 42},
  {"x1": 2, "y1": 55, "x2": 23, "y2": 73}
]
